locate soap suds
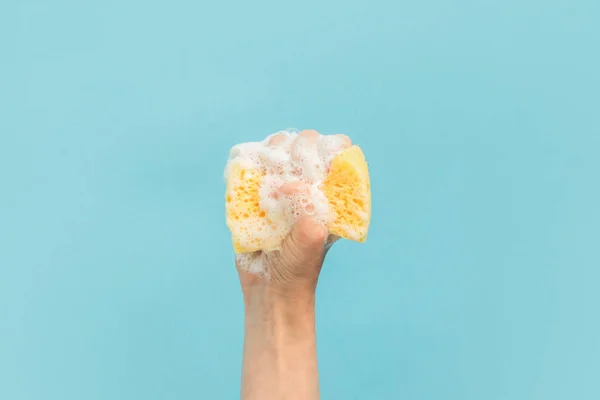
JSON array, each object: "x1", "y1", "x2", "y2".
[{"x1": 225, "y1": 129, "x2": 350, "y2": 276}]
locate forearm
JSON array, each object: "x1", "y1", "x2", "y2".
[{"x1": 241, "y1": 284, "x2": 319, "y2": 400}]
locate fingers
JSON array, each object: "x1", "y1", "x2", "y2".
[
  {"x1": 278, "y1": 180, "x2": 327, "y2": 249},
  {"x1": 293, "y1": 130, "x2": 320, "y2": 155},
  {"x1": 319, "y1": 133, "x2": 352, "y2": 165},
  {"x1": 335, "y1": 134, "x2": 353, "y2": 149},
  {"x1": 279, "y1": 181, "x2": 316, "y2": 216},
  {"x1": 268, "y1": 130, "x2": 351, "y2": 158},
  {"x1": 267, "y1": 133, "x2": 288, "y2": 146},
  {"x1": 279, "y1": 181, "x2": 309, "y2": 196},
  {"x1": 271, "y1": 130, "x2": 348, "y2": 252},
  {"x1": 298, "y1": 129, "x2": 320, "y2": 140},
  {"x1": 291, "y1": 130, "x2": 321, "y2": 180}
]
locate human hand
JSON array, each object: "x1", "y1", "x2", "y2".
[
  {"x1": 236, "y1": 181, "x2": 337, "y2": 400},
  {"x1": 236, "y1": 180, "x2": 339, "y2": 303},
  {"x1": 234, "y1": 129, "x2": 346, "y2": 303},
  {"x1": 234, "y1": 129, "x2": 352, "y2": 400}
]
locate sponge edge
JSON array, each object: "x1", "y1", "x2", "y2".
[
  {"x1": 323, "y1": 145, "x2": 371, "y2": 242},
  {"x1": 225, "y1": 164, "x2": 269, "y2": 253},
  {"x1": 224, "y1": 131, "x2": 371, "y2": 254}
]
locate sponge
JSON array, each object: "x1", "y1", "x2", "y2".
[
  {"x1": 322, "y1": 145, "x2": 371, "y2": 242},
  {"x1": 224, "y1": 130, "x2": 371, "y2": 254}
]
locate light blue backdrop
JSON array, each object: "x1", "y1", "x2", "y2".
[{"x1": 1, "y1": 0, "x2": 599, "y2": 399}]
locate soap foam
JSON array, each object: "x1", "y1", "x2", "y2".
[{"x1": 225, "y1": 129, "x2": 350, "y2": 276}]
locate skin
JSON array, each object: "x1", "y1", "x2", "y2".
[{"x1": 237, "y1": 130, "x2": 349, "y2": 400}]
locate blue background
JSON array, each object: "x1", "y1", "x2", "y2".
[{"x1": 1, "y1": 0, "x2": 599, "y2": 399}]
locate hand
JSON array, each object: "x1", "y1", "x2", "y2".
[
  {"x1": 236, "y1": 181, "x2": 338, "y2": 400},
  {"x1": 236, "y1": 180, "x2": 338, "y2": 302},
  {"x1": 235, "y1": 130, "x2": 343, "y2": 400}
]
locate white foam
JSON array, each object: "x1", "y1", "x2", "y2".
[{"x1": 225, "y1": 129, "x2": 350, "y2": 276}]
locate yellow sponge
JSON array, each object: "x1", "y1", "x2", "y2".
[
  {"x1": 225, "y1": 134, "x2": 371, "y2": 254},
  {"x1": 322, "y1": 145, "x2": 371, "y2": 242}
]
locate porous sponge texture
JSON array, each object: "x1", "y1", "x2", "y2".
[
  {"x1": 323, "y1": 145, "x2": 371, "y2": 242},
  {"x1": 225, "y1": 165, "x2": 276, "y2": 254},
  {"x1": 225, "y1": 144, "x2": 371, "y2": 254}
]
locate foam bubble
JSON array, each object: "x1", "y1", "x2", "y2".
[{"x1": 225, "y1": 129, "x2": 350, "y2": 275}]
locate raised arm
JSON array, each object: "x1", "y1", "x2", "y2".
[{"x1": 237, "y1": 190, "x2": 334, "y2": 400}]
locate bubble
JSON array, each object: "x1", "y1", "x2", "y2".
[{"x1": 226, "y1": 129, "x2": 350, "y2": 275}]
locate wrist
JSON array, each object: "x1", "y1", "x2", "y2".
[
  {"x1": 243, "y1": 282, "x2": 316, "y2": 329},
  {"x1": 242, "y1": 280, "x2": 316, "y2": 309},
  {"x1": 240, "y1": 281, "x2": 320, "y2": 400}
]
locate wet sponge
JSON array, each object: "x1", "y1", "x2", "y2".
[
  {"x1": 225, "y1": 131, "x2": 371, "y2": 254},
  {"x1": 323, "y1": 145, "x2": 371, "y2": 242},
  {"x1": 225, "y1": 165, "x2": 272, "y2": 253}
]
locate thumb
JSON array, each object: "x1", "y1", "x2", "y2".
[
  {"x1": 279, "y1": 182, "x2": 328, "y2": 265},
  {"x1": 287, "y1": 216, "x2": 328, "y2": 254},
  {"x1": 277, "y1": 216, "x2": 327, "y2": 282}
]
